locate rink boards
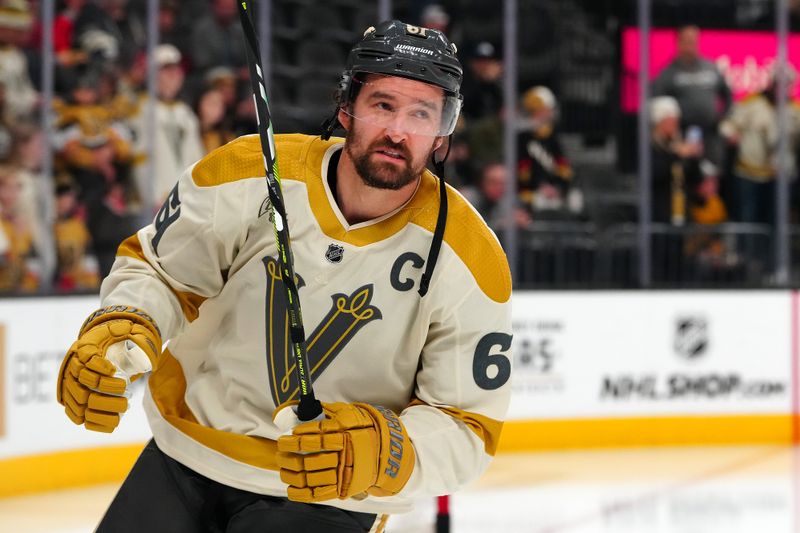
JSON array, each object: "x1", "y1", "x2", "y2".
[{"x1": 0, "y1": 291, "x2": 798, "y2": 495}]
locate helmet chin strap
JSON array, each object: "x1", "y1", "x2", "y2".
[
  {"x1": 418, "y1": 136, "x2": 451, "y2": 297},
  {"x1": 320, "y1": 112, "x2": 452, "y2": 298}
]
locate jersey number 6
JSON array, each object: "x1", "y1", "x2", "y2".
[{"x1": 473, "y1": 333, "x2": 512, "y2": 390}]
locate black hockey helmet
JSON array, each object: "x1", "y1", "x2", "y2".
[
  {"x1": 322, "y1": 20, "x2": 463, "y2": 139},
  {"x1": 345, "y1": 20, "x2": 462, "y2": 96}
]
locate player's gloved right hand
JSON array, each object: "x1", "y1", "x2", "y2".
[
  {"x1": 274, "y1": 402, "x2": 415, "y2": 503},
  {"x1": 57, "y1": 305, "x2": 162, "y2": 433}
]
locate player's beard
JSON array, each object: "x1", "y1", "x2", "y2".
[{"x1": 345, "y1": 123, "x2": 435, "y2": 191}]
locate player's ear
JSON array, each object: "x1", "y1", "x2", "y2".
[
  {"x1": 338, "y1": 108, "x2": 351, "y2": 131},
  {"x1": 433, "y1": 136, "x2": 444, "y2": 152}
]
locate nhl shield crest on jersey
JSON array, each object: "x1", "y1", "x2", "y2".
[{"x1": 325, "y1": 244, "x2": 344, "y2": 263}]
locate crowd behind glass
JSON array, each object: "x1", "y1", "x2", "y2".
[{"x1": 0, "y1": 0, "x2": 794, "y2": 294}]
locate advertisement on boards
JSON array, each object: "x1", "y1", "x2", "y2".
[
  {"x1": 508, "y1": 291, "x2": 792, "y2": 420},
  {"x1": 0, "y1": 297, "x2": 151, "y2": 459}
]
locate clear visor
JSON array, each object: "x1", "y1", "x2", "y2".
[{"x1": 342, "y1": 76, "x2": 462, "y2": 137}]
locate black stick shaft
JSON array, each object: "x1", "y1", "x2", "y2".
[{"x1": 238, "y1": 0, "x2": 322, "y2": 422}]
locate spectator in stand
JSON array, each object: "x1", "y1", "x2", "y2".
[
  {"x1": 188, "y1": 0, "x2": 245, "y2": 75},
  {"x1": 158, "y1": 0, "x2": 193, "y2": 63},
  {"x1": 461, "y1": 41, "x2": 503, "y2": 121},
  {"x1": 650, "y1": 96, "x2": 704, "y2": 282},
  {"x1": 0, "y1": 81, "x2": 14, "y2": 160},
  {"x1": 650, "y1": 96, "x2": 703, "y2": 225},
  {"x1": 202, "y1": 66, "x2": 251, "y2": 139},
  {"x1": 8, "y1": 124, "x2": 56, "y2": 287},
  {"x1": 461, "y1": 41, "x2": 504, "y2": 180},
  {"x1": 690, "y1": 164, "x2": 728, "y2": 226},
  {"x1": 197, "y1": 87, "x2": 235, "y2": 153},
  {"x1": 115, "y1": 49, "x2": 146, "y2": 114},
  {"x1": 474, "y1": 161, "x2": 531, "y2": 238},
  {"x1": 517, "y1": 86, "x2": 584, "y2": 220},
  {"x1": 87, "y1": 0, "x2": 147, "y2": 68},
  {"x1": 683, "y1": 162, "x2": 747, "y2": 282},
  {"x1": 53, "y1": 179, "x2": 98, "y2": 291},
  {"x1": 719, "y1": 69, "x2": 800, "y2": 276},
  {"x1": 0, "y1": 164, "x2": 38, "y2": 291},
  {"x1": 0, "y1": 0, "x2": 38, "y2": 123},
  {"x1": 54, "y1": 68, "x2": 134, "y2": 192},
  {"x1": 130, "y1": 44, "x2": 203, "y2": 205},
  {"x1": 53, "y1": 0, "x2": 89, "y2": 68},
  {"x1": 420, "y1": 4, "x2": 449, "y2": 33},
  {"x1": 652, "y1": 25, "x2": 732, "y2": 167},
  {"x1": 204, "y1": 66, "x2": 238, "y2": 113},
  {"x1": 54, "y1": 67, "x2": 138, "y2": 277},
  {"x1": 466, "y1": 105, "x2": 502, "y2": 176},
  {"x1": 418, "y1": 4, "x2": 461, "y2": 45}
]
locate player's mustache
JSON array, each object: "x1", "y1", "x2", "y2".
[{"x1": 370, "y1": 140, "x2": 410, "y2": 160}]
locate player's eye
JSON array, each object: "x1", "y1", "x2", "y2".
[
  {"x1": 411, "y1": 108, "x2": 431, "y2": 120},
  {"x1": 375, "y1": 101, "x2": 394, "y2": 112}
]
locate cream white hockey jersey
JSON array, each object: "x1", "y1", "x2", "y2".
[{"x1": 101, "y1": 133, "x2": 513, "y2": 515}]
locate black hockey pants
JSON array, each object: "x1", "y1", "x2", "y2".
[{"x1": 95, "y1": 439, "x2": 378, "y2": 533}]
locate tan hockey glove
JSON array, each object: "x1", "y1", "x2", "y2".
[
  {"x1": 275, "y1": 402, "x2": 415, "y2": 503},
  {"x1": 56, "y1": 306, "x2": 162, "y2": 433}
]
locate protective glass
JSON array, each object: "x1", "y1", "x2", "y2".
[{"x1": 342, "y1": 75, "x2": 462, "y2": 137}]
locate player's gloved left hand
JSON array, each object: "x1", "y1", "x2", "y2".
[
  {"x1": 56, "y1": 305, "x2": 162, "y2": 433},
  {"x1": 275, "y1": 402, "x2": 415, "y2": 503}
]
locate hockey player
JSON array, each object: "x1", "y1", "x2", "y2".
[{"x1": 56, "y1": 20, "x2": 512, "y2": 532}]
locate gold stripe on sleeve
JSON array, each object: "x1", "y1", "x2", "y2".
[
  {"x1": 407, "y1": 398, "x2": 504, "y2": 456},
  {"x1": 116, "y1": 234, "x2": 207, "y2": 322}
]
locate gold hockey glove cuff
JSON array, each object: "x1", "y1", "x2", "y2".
[
  {"x1": 276, "y1": 402, "x2": 415, "y2": 503},
  {"x1": 56, "y1": 306, "x2": 162, "y2": 433}
]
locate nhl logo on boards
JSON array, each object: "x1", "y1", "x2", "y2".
[
  {"x1": 673, "y1": 316, "x2": 708, "y2": 360},
  {"x1": 325, "y1": 244, "x2": 344, "y2": 263}
]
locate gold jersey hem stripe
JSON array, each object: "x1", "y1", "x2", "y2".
[
  {"x1": 0, "y1": 443, "x2": 145, "y2": 498},
  {"x1": 149, "y1": 349, "x2": 281, "y2": 470}
]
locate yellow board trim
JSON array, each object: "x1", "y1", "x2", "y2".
[
  {"x1": 0, "y1": 415, "x2": 795, "y2": 498},
  {"x1": 497, "y1": 414, "x2": 795, "y2": 452},
  {"x1": 0, "y1": 443, "x2": 145, "y2": 498}
]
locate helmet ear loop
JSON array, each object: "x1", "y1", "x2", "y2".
[
  {"x1": 321, "y1": 74, "x2": 353, "y2": 140},
  {"x1": 432, "y1": 134, "x2": 453, "y2": 169},
  {"x1": 321, "y1": 109, "x2": 341, "y2": 140}
]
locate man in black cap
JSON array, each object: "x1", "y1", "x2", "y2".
[{"x1": 461, "y1": 40, "x2": 503, "y2": 120}]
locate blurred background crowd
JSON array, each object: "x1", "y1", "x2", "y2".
[{"x1": 1, "y1": 0, "x2": 800, "y2": 294}]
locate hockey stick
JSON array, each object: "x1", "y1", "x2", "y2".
[{"x1": 237, "y1": 0, "x2": 322, "y2": 422}]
